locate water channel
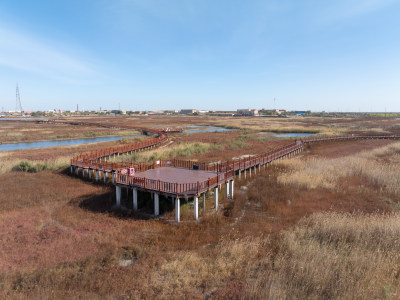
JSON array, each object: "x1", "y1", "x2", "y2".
[
  {"x1": 0, "y1": 125, "x2": 315, "y2": 151},
  {"x1": 0, "y1": 135, "x2": 144, "y2": 151}
]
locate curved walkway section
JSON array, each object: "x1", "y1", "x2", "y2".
[{"x1": 41, "y1": 119, "x2": 399, "y2": 223}]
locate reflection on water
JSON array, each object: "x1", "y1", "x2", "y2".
[
  {"x1": 0, "y1": 135, "x2": 143, "y2": 151},
  {"x1": 275, "y1": 133, "x2": 315, "y2": 138}
]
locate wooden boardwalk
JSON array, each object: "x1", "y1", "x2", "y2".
[{"x1": 47, "y1": 118, "x2": 400, "y2": 222}]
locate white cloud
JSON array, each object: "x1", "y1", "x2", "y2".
[{"x1": 0, "y1": 26, "x2": 96, "y2": 82}]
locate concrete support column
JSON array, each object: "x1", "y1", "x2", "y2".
[
  {"x1": 249, "y1": 167, "x2": 252, "y2": 177},
  {"x1": 70, "y1": 166, "x2": 73, "y2": 174},
  {"x1": 116, "y1": 186, "x2": 121, "y2": 207},
  {"x1": 89, "y1": 169, "x2": 92, "y2": 179},
  {"x1": 96, "y1": 171, "x2": 99, "y2": 182},
  {"x1": 258, "y1": 164, "x2": 261, "y2": 172},
  {"x1": 244, "y1": 169, "x2": 247, "y2": 179},
  {"x1": 112, "y1": 172, "x2": 115, "y2": 184},
  {"x1": 254, "y1": 166, "x2": 257, "y2": 175},
  {"x1": 75, "y1": 167, "x2": 79, "y2": 175},
  {"x1": 132, "y1": 188, "x2": 138, "y2": 211},
  {"x1": 225, "y1": 181, "x2": 230, "y2": 199},
  {"x1": 154, "y1": 193, "x2": 159, "y2": 216},
  {"x1": 230, "y1": 180, "x2": 234, "y2": 199},
  {"x1": 194, "y1": 197, "x2": 199, "y2": 220},
  {"x1": 203, "y1": 193, "x2": 206, "y2": 212},
  {"x1": 82, "y1": 168, "x2": 86, "y2": 177},
  {"x1": 238, "y1": 170, "x2": 241, "y2": 179},
  {"x1": 175, "y1": 198, "x2": 180, "y2": 223},
  {"x1": 214, "y1": 187, "x2": 219, "y2": 210}
]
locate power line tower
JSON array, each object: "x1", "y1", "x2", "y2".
[{"x1": 16, "y1": 84, "x2": 23, "y2": 112}]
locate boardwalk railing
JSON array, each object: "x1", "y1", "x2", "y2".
[
  {"x1": 116, "y1": 169, "x2": 234, "y2": 197},
  {"x1": 115, "y1": 134, "x2": 400, "y2": 196},
  {"x1": 60, "y1": 118, "x2": 400, "y2": 197}
]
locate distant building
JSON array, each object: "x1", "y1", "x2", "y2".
[
  {"x1": 147, "y1": 111, "x2": 164, "y2": 115},
  {"x1": 294, "y1": 111, "x2": 307, "y2": 115},
  {"x1": 163, "y1": 110, "x2": 179, "y2": 114},
  {"x1": 208, "y1": 112, "x2": 234, "y2": 117},
  {"x1": 111, "y1": 110, "x2": 127, "y2": 115},
  {"x1": 180, "y1": 109, "x2": 197, "y2": 115},
  {"x1": 275, "y1": 109, "x2": 287, "y2": 115},
  {"x1": 237, "y1": 109, "x2": 259, "y2": 116}
]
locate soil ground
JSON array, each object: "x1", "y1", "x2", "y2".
[{"x1": 0, "y1": 116, "x2": 399, "y2": 298}]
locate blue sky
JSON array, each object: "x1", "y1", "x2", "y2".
[{"x1": 0, "y1": 0, "x2": 399, "y2": 112}]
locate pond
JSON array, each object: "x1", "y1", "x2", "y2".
[
  {"x1": 274, "y1": 133, "x2": 316, "y2": 138},
  {"x1": 0, "y1": 135, "x2": 144, "y2": 151},
  {"x1": 184, "y1": 125, "x2": 236, "y2": 133}
]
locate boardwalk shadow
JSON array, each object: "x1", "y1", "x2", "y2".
[{"x1": 74, "y1": 189, "x2": 176, "y2": 220}]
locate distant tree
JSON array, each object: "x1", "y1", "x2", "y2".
[{"x1": 31, "y1": 111, "x2": 45, "y2": 117}]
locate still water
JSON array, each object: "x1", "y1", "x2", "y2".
[{"x1": 0, "y1": 135, "x2": 143, "y2": 151}]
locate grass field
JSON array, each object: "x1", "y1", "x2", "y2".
[{"x1": 1, "y1": 116, "x2": 400, "y2": 299}]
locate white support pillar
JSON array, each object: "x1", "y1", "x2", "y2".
[
  {"x1": 116, "y1": 186, "x2": 121, "y2": 207},
  {"x1": 203, "y1": 193, "x2": 206, "y2": 212},
  {"x1": 70, "y1": 166, "x2": 73, "y2": 174},
  {"x1": 175, "y1": 198, "x2": 180, "y2": 223},
  {"x1": 194, "y1": 197, "x2": 198, "y2": 220},
  {"x1": 112, "y1": 172, "x2": 115, "y2": 184},
  {"x1": 96, "y1": 171, "x2": 99, "y2": 182},
  {"x1": 75, "y1": 167, "x2": 79, "y2": 175},
  {"x1": 249, "y1": 167, "x2": 252, "y2": 177},
  {"x1": 244, "y1": 169, "x2": 247, "y2": 179},
  {"x1": 254, "y1": 166, "x2": 257, "y2": 175},
  {"x1": 230, "y1": 180, "x2": 234, "y2": 199},
  {"x1": 238, "y1": 170, "x2": 241, "y2": 179},
  {"x1": 154, "y1": 193, "x2": 159, "y2": 216},
  {"x1": 214, "y1": 187, "x2": 219, "y2": 210},
  {"x1": 132, "y1": 188, "x2": 138, "y2": 211},
  {"x1": 82, "y1": 168, "x2": 86, "y2": 177},
  {"x1": 258, "y1": 164, "x2": 261, "y2": 172},
  {"x1": 225, "y1": 181, "x2": 230, "y2": 199}
]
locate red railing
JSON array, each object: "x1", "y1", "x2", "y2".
[
  {"x1": 117, "y1": 169, "x2": 234, "y2": 196},
  {"x1": 59, "y1": 118, "x2": 400, "y2": 196}
]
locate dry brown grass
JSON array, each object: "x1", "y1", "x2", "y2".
[
  {"x1": 0, "y1": 120, "x2": 141, "y2": 143},
  {"x1": 271, "y1": 212, "x2": 400, "y2": 299},
  {"x1": 111, "y1": 141, "x2": 223, "y2": 163},
  {"x1": 0, "y1": 155, "x2": 71, "y2": 174},
  {"x1": 2, "y1": 118, "x2": 400, "y2": 299},
  {"x1": 278, "y1": 142, "x2": 400, "y2": 195}
]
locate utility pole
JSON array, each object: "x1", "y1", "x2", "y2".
[{"x1": 16, "y1": 84, "x2": 23, "y2": 112}]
